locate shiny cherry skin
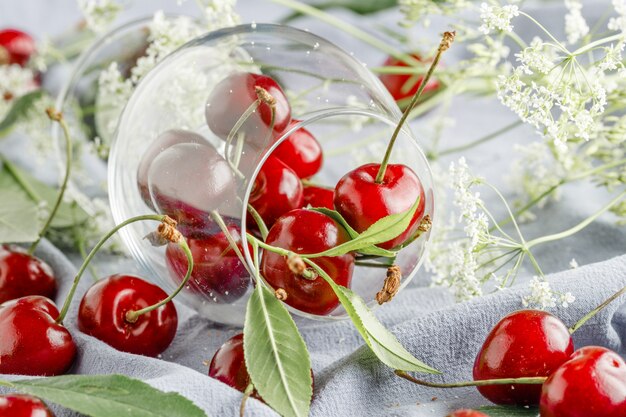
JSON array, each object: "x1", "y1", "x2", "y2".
[
  {"x1": 0, "y1": 296, "x2": 76, "y2": 376},
  {"x1": 165, "y1": 226, "x2": 251, "y2": 303},
  {"x1": 0, "y1": 394, "x2": 54, "y2": 417},
  {"x1": 137, "y1": 129, "x2": 207, "y2": 209},
  {"x1": 334, "y1": 163, "x2": 425, "y2": 249},
  {"x1": 446, "y1": 410, "x2": 488, "y2": 417},
  {"x1": 473, "y1": 310, "x2": 574, "y2": 406},
  {"x1": 209, "y1": 333, "x2": 259, "y2": 397},
  {"x1": 0, "y1": 245, "x2": 57, "y2": 304},
  {"x1": 261, "y1": 209, "x2": 355, "y2": 315},
  {"x1": 77, "y1": 274, "x2": 177, "y2": 357},
  {"x1": 302, "y1": 185, "x2": 334, "y2": 210},
  {"x1": 379, "y1": 53, "x2": 440, "y2": 107},
  {"x1": 272, "y1": 121, "x2": 323, "y2": 179},
  {"x1": 147, "y1": 142, "x2": 237, "y2": 238},
  {"x1": 0, "y1": 29, "x2": 36, "y2": 67},
  {"x1": 248, "y1": 156, "x2": 303, "y2": 229},
  {"x1": 540, "y1": 346, "x2": 626, "y2": 417},
  {"x1": 205, "y1": 72, "x2": 291, "y2": 147}
]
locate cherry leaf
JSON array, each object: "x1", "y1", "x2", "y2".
[
  {"x1": 0, "y1": 90, "x2": 44, "y2": 138},
  {"x1": 8, "y1": 374, "x2": 206, "y2": 417},
  {"x1": 0, "y1": 162, "x2": 40, "y2": 243},
  {"x1": 244, "y1": 283, "x2": 313, "y2": 417}
]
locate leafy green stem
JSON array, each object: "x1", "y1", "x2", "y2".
[
  {"x1": 395, "y1": 370, "x2": 545, "y2": 388},
  {"x1": 570, "y1": 285, "x2": 626, "y2": 334}
]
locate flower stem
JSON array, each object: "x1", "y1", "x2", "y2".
[
  {"x1": 56, "y1": 214, "x2": 167, "y2": 325},
  {"x1": 28, "y1": 109, "x2": 72, "y2": 255},
  {"x1": 436, "y1": 120, "x2": 524, "y2": 157},
  {"x1": 394, "y1": 370, "x2": 546, "y2": 388},
  {"x1": 570, "y1": 285, "x2": 626, "y2": 334},
  {"x1": 375, "y1": 32, "x2": 455, "y2": 184},
  {"x1": 571, "y1": 33, "x2": 625, "y2": 56},
  {"x1": 526, "y1": 190, "x2": 626, "y2": 249}
]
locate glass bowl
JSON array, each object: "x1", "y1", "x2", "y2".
[{"x1": 108, "y1": 23, "x2": 434, "y2": 326}]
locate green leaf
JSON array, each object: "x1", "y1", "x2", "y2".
[
  {"x1": 282, "y1": 0, "x2": 396, "y2": 22},
  {"x1": 306, "y1": 197, "x2": 419, "y2": 258},
  {"x1": 477, "y1": 406, "x2": 539, "y2": 416},
  {"x1": 9, "y1": 374, "x2": 206, "y2": 417},
  {"x1": 244, "y1": 284, "x2": 313, "y2": 417},
  {"x1": 0, "y1": 163, "x2": 40, "y2": 243},
  {"x1": 0, "y1": 91, "x2": 44, "y2": 138},
  {"x1": 1, "y1": 159, "x2": 89, "y2": 228},
  {"x1": 306, "y1": 259, "x2": 439, "y2": 374}
]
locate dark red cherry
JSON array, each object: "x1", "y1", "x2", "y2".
[
  {"x1": 261, "y1": 209, "x2": 354, "y2": 315},
  {"x1": 0, "y1": 296, "x2": 76, "y2": 376},
  {"x1": 473, "y1": 310, "x2": 574, "y2": 406},
  {"x1": 0, "y1": 245, "x2": 57, "y2": 304},
  {"x1": 77, "y1": 274, "x2": 177, "y2": 357},
  {"x1": 272, "y1": 121, "x2": 322, "y2": 179},
  {"x1": 205, "y1": 72, "x2": 291, "y2": 148},
  {"x1": 147, "y1": 142, "x2": 237, "y2": 238},
  {"x1": 540, "y1": 346, "x2": 626, "y2": 417},
  {"x1": 165, "y1": 226, "x2": 251, "y2": 303},
  {"x1": 446, "y1": 410, "x2": 488, "y2": 417},
  {"x1": 248, "y1": 156, "x2": 303, "y2": 230},
  {"x1": 137, "y1": 129, "x2": 207, "y2": 210},
  {"x1": 209, "y1": 333, "x2": 258, "y2": 397},
  {"x1": 0, "y1": 394, "x2": 54, "y2": 417},
  {"x1": 334, "y1": 163, "x2": 425, "y2": 249},
  {"x1": 302, "y1": 185, "x2": 334, "y2": 210},
  {"x1": 379, "y1": 53, "x2": 441, "y2": 108},
  {"x1": 0, "y1": 29, "x2": 36, "y2": 67}
]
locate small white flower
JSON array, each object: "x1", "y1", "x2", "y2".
[
  {"x1": 399, "y1": 0, "x2": 470, "y2": 27},
  {"x1": 77, "y1": 0, "x2": 121, "y2": 33},
  {"x1": 569, "y1": 258, "x2": 579, "y2": 268},
  {"x1": 516, "y1": 37, "x2": 554, "y2": 75},
  {"x1": 564, "y1": 0, "x2": 589, "y2": 44},
  {"x1": 608, "y1": 0, "x2": 626, "y2": 32},
  {"x1": 522, "y1": 276, "x2": 557, "y2": 309},
  {"x1": 560, "y1": 292, "x2": 576, "y2": 308},
  {"x1": 479, "y1": 2, "x2": 520, "y2": 34}
]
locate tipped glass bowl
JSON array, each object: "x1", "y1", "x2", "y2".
[{"x1": 107, "y1": 23, "x2": 434, "y2": 326}]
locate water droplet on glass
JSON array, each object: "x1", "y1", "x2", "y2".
[
  {"x1": 251, "y1": 22, "x2": 257, "y2": 29},
  {"x1": 306, "y1": 50, "x2": 311, "y2": 55},
  {"x1": 313, "y1": 42, "x2": 320, "y2": 49}
]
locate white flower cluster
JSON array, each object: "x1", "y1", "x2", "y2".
[
  {"x1": 522, "y1": 276, "x2": 575, "y2": 309},
  {"x1": 77, "y1": 0, "x2": 122, "y2": 33},
  {"x1": 564, "y1": 0, "x2": 589, "y2": 44},
  {"x1": 399, "y1": 0, "x2": 470, "y2": 27},
  {"x1": 479, "y1": 2, "x2": 520, "y2": 34},
  {"x1": 95, "y1": 63, "x2": 134, "y2": 145},
  {"x1": 609, "y1": 0, "x2": 626, "y2": 32},
  {"x1": 0, "y1": 65, "x2": 37, "y2": 113},
  {"x1": 202, "y1": 0, "x2": 240, "y2": 31}
]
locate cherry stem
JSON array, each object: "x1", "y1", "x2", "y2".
[
  {"x1": 570, "y1": 285, "x2": 626, "y2": 334},
  {"x1": 56, "y1": 214, "x2": 168, "y2": 325},
  {"x1": 209, "y1": 210, "x2": 253, "y2": 277},
  {"x1": 226, "y1": 99, "x2": 260, "y2": 177},
  {"x1": 240, "y1": 382, "x2": 254, "y2": 417},
  {"x1": 125, "y1": 237, "x2": 193, "y2": 323},
  {"x1": 28, "y1": 109, "x2": 72, "y2": 255},
  {"x1": 247, "y1": 203, "x2": 269, "y2": 240},
  {"x1": 394, "y1": 370, "x2": 546, "y2": 388},
  {"x1": 256, "y1": 86, "x2": 277, "y2": 149},
  {"x1": 300, "y1": 179, "x2": 333, "y2": 190},
  {"x1": 374, "y1": 31, "x2": 455, "y2": 184}
]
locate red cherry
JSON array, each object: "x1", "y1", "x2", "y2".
[
  {"x1": 0, "y1": 245, "x2": 57, "y2": 304},
  {"x1": 77, "y1": 274, "x2": 177, "y2": 357},
  {"x1": 147, "y1": 142, "x2": 237, "y2": 237},
  {"x1": 209, "y1": 333, "x2": 257, "y2": 396},
  {"x1": 165, "y1": 226, "x2": 251, "y2": 303},
  {"x1": 205, "y1": 72, "x2": 291, "y2": 148},
  {"x1": 379, "y1": 53, "x2": 441, "y2": 107},
  {"x1": 540, "y1": 346, "x2": 626, "y2": 417},
  {"x1": 248, "y1": 156, "x2": 303, "y2": 230},
  {"x1": 334, "y1": 163, "x2": 425, "y2": 249},
  {"x1": 137, "y1": 129, "x2": 207, "y2": 210},
  {"x1": 0, "y1": 296, "x2": 76, "y2": 376},
  {"x1": 0, "y1": 394, "x2": 54, "y2": 417},
  {"x1": 446, "y1": 410, "x2": 488, "y2": 417},
  {"x1": 261, "y1": 209, "x2": 354, "y2": 315},
  {"x1": 272, "y1": 121, "x2": 323, "y2": 179},
  {"x1": 302, "y1": 185, "x2": 334, "y2": 210},
  {"x1": 473, "y1": 310, "x2": 574, "y2": 406},
  {"x1": 0, "y1": 29, "x2": 36, "y2": 67}
]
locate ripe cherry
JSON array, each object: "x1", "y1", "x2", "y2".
[
  {"x1": 208, "y1": 333, "x2": 259, "y2": 397},
  {"x1": 473, "y1": 310, "x2": 574, "y2": 406},
  {"x1": 334, "y1": 163, "x2": 425, "y2": 249},
  {"x1": 147, "y1": 142, "x2": 237, "y2": 237},
  {"x1": 0, "y1": 29, "x2": 36, "y2": 67},
  {"x1": 248, "y1": 156, "x2": 303, "y2": 230},
  {"x1": 0, "y1": 245, "x2": 57, "y2": 304},
  {"x1": 0, "y1": 394, "x2": 54, "y2": 417},
  {"x1": 446, "y1": 410, "x2": 488, "y2": 417},
  {"x1": 261, "y1": 209, "x2": 354, "y2": 315},
  {"x1": 0, "y1": 296, "x2": 76, "y2": 376},
  {"x1": 540, "y1": 346, "x2": 626, "y2": 417},
  {"x1": 137, "y1": 129, "x2": 207, "y2": 210},
  {"x1": 205, "y1": 72, "x2": 291, "y2": 147},
  {"x1": 302, "y1": 185, "x2": 334, "y2": 210},
  {"x1": 77, "y1": 274, "x2": 177, "y2": 357},
  {"x1": 165, "y1": 226, "x2": 251, "y2": 303},
  {"x1": 272, "y1": 121, "x2": 323, "y2": 179},
  {"x1": 379, "y1": 53, "x2": 441, "y2": 107}
]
